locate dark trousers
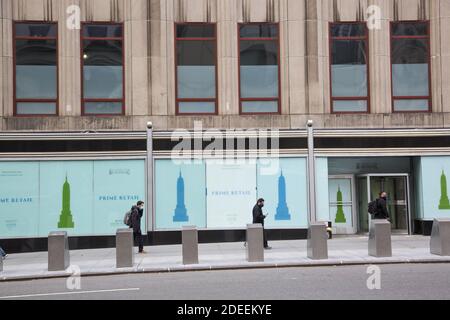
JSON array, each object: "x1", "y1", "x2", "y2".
[
  {"x1": 133, "y1": 231, "x2": 144, "y2": 252},
  {"x1": 263, "y1": 226, "x2": 268, "y2": 248}
]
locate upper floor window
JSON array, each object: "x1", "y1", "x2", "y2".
[
  {"x1": 239, "y1": 23, "x2": 280, "y2": 114},
  {"x1": 14, "y1": 22, "x2": 58, "y2": 116},
  {"x1": 391, "y1": 21, "x2": 431, "y2": 112},
  {"x1": 330, "y1": 23, "x2": 369, "y2": 113},
  {"x1": 175, "y1": 24, "x2": 217, "y2": 115},
  {"x1": 81, "y1": 23, "x2": 124, "y2": 115}
]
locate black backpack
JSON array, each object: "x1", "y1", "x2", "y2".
[{"x1": 368, "y1": 199, "x2": 378, "y2": 216}]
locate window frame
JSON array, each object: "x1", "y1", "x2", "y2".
[
  {"x1": 390, "y1": 20, "x2": 432, "y2": 113},
  {"x1": 80, "y1": 21, "x2": 125, "y2": 116},
  {"x1": 13, "y1": 21, "x2": 59, "y2": 117},
  {"x1": 174, "y1": 22, "x2": 218, "y2": 116},
  {"x1": 238, "y1": 22, "x2": 281, "y2": 115},
  {"x1": 328, "y1": 21, "x2": 370, "y2": 114}
]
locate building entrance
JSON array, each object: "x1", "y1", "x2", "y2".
[{"x1": 357, "y1": 174, "x2": 410, "y2": 234}]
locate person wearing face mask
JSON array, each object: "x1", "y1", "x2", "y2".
[
  {"x1": 252, "y1": 198, "x2": 271, "y2": 249},
  {"x1": 375, "y1": 192, "x2": 390, "y2": 220},
  {"x1": 130, "y1": 200, "x2": 146, "y2": 254}
]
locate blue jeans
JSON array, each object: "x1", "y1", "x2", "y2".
[{"x1": 0, "y1": 246, "x2": 6, "y2": 257}]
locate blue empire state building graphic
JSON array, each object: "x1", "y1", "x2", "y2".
[
  {"x1": 275, "y1": 171, "x2": 291, "y2": 220},
  {"x1": 173, "y1": 171, "x2": 189, "y2": 222}
]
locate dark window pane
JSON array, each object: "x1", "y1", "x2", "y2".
[
  {"x1": 332, "y1": 40, "x2": 366, "y2": 65},
  {"x1": 331, "y1": 40, "x2": 367, "y2": 98},
  {"x1": 15, "y1": 23, "x2": 57, "y2": 37},
  {"x1": 16, "y1": 102, "x2": 56, "y2": 115},
  {"x1": 240, "y1": 24, "x2": 278, "y2": 38},
  {"x1": 392, "y1": 39, "x2": 427, "y2": 64},
  {"x1": 82, "y1": 24, "x2": 123, "y2": 38},
  {"x1": 241, "y1": 101, "x2": 278, "y2": 113},
  {"x1": 83, "y1": 40, "x2": 123, "y2": 99},
  {"x1": 331, "y1": 24, "x2": 365, "y2": 37},
  {"x1": 176, "y1": 25, "x2": 215, "y2": 38},
  {"x1": 16, "y1": 40, "x2": 57, "y2": 65},
  {"x1": 15, "y1": 40, "x2": 57, "y2": 99},
  {"x1": 177, "y1": 41, "x2": 214, "y2": 66},
  {"x1": 240, "y1": 41, "x2": 278, "y2": 65},
  {"x1": 83, "y1": 40, "x2": 123, "y2": 66},
  {"x1": 392, "y1": 23, "x2": 428, "y2": 36},
  {"x1": 392, "y1": 39, "x2": 429, "y2": 97},
  {"x1": 178, "y1": 102, "x2": 216, "y2": 114},
  {"x1": 240, "y1": 40, "x2": 278, "y2": 99},
  {"x1": 84, "y1": 102, "x2": 123, "y2": 114},
  {"x1": 176, "y1": 29, "x2": 217, "y2": 105}
]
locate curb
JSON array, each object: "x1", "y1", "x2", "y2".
[{"x1": 1, "y1": 257, "x2": 450, "y2": 282}]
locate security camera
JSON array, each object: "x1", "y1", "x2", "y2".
[
  {"x1": 147, "y1": 121, "x2": 153, "y2": 129},
  {"x1": 307, "y1": 120, "x2": 314, "y2": 127}
]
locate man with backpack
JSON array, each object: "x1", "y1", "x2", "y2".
[
  {"x1": 368, "y1": 192, "x2": 390, "y2": 220},
  {"x1": 126, "y1": 200, "x2": 146, "y2": 254}
]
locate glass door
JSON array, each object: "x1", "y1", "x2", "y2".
[
  {"x1": 357, "y1": 174, "x2": 410, "y2": 234},
  {"x1": 369, "y1": 176, "x2": 409, "y2": 234}
]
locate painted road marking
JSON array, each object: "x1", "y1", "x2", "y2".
[{"x1": 0, "y1": 288, "x2": 140, "y2": 299}]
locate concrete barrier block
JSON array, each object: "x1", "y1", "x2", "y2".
[
  {"x1": 430, "y1": 218, "x2": 450, "y2": 256},
  {"x1": 48, "y1": 231, "x2": 70, "y2": 271},
  {"x1": 182, "y1": 226, "x2": 199, "y2": 265},
  {"x1": 368, "y1": 220, "x2": 392, "y2": 257},
  {"x1": 307, "y1": 223, "x2": 328, "y2": 260},
  {"x1": 246, "y1": 224, "x2": 264, "y2": 262},
  {"x1": 116, "y1": 228, "x2": 134, "y2": 268}
]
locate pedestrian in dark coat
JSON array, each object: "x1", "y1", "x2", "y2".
[
  {"x1": 252, "y1": 198, "x2": 271, "y2": 249},
  {"x1": 130, "y1": 200, "x2": 146, "y2": 253},
  {"x1": 374, "y1": 192, "x2": 390, "y2": 220}
]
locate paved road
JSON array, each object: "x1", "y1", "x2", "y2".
[{"x1": 0, "y1": 263, "x2": 449, "y2": 300}]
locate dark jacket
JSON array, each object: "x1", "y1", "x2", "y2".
[
  {"x1": 375, "y1": 198, "x2": 389, "y2": 219},
  {"x1": 130, "y1": 205, "x2": 143, "y2": 233},
  {"x1": 252, "y1": 204, "x2": 266, "y2": 225}
]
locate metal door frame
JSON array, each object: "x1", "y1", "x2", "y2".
[
  {"x1": 357, "y1": 173, "x2": 411, "y2": 235},
  {"x1": 328, "y1": 175, "x2": 358, "y2": 234}
]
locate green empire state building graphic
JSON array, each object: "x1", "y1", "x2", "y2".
[
  {"x1": 335, "y1": 186, "x2": 347, "y2": 223},
  {"x1": 58, "y1": 175, "x2": 75, "y2": 228},
  {"x1": 439, "y1": 170, "x2": 450, "y2": 210}
]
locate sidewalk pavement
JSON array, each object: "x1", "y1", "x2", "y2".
[{"x1": 1, "y1": 235, "x2": 449, "y2": 282}]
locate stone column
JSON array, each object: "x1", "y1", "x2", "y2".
[
  {"x1": 48, "y1": 231, "x2": 70, "y2": 271},
  {"x1": 182, "y1": 225, "x2": 199, "y2": 265},
  {"x1": 307, "y1": 222, "x2": 328, "y2": 260},
  {"x1": 430, "y1": 218, "x2": 450, "y2": 256},
  {"x1": 368, "y1": 220, "x2": 392, "y2": 257},
  {"x1": 116, "y1": 228, "x2": 135, "y2": 268},
  {"x1": 246, "y1": 224, "x2": 264, "y2": 262}
]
